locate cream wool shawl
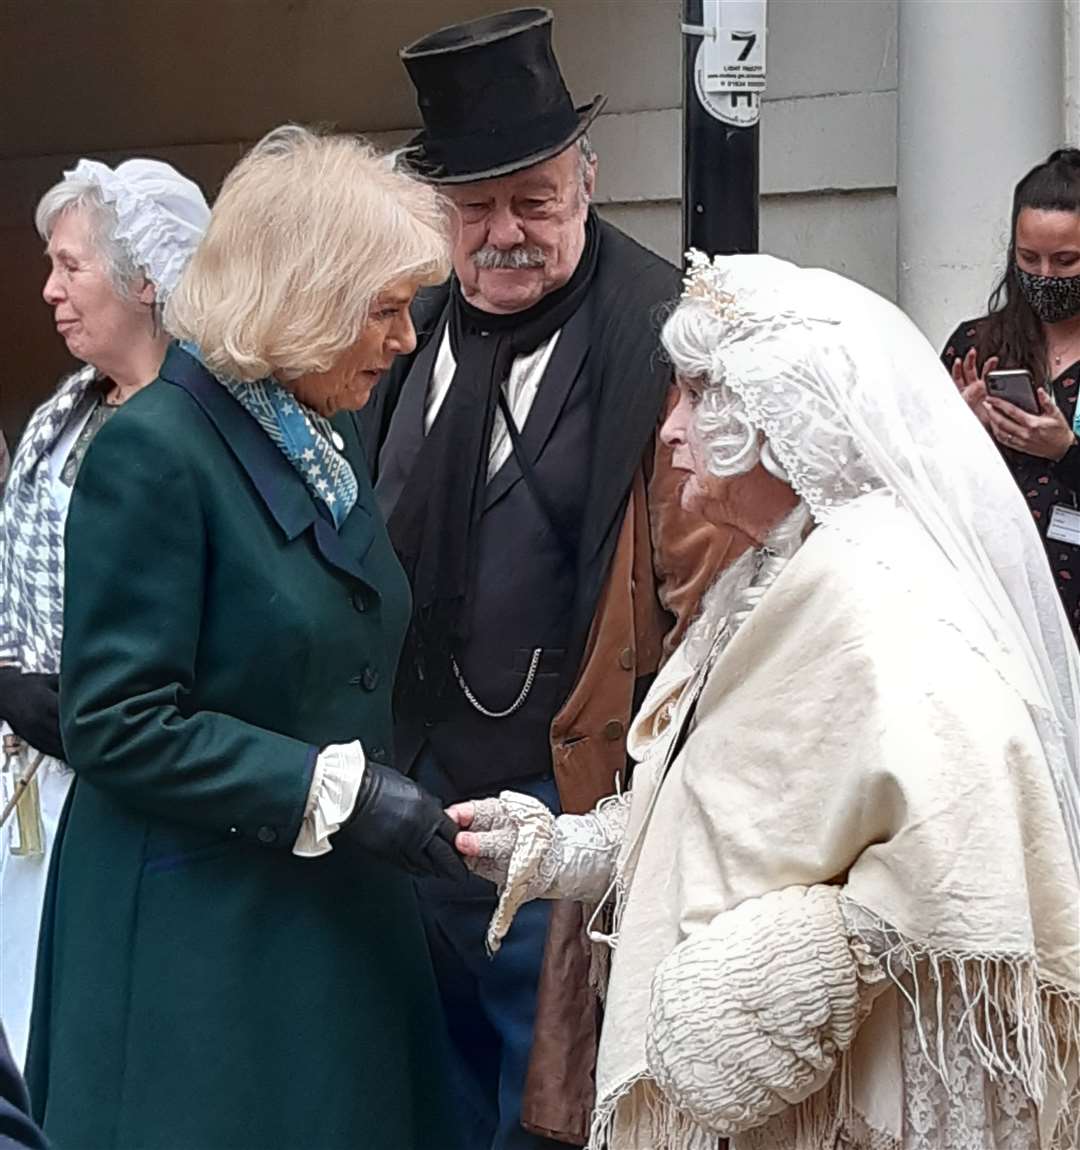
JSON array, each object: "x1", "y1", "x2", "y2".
[{"x1": 591, "y1": 496, "x2": 1080, "y2": 1149}]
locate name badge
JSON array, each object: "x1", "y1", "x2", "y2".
[{"x1": 1047, "y1": 504, "x2": 1080, "y2": 546}]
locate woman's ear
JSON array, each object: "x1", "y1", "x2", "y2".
[{"x1": 135, "y1": 275, "x2": 157, "y2": 308}]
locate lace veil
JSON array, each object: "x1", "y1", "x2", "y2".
[{"x1": 679, "y1": 252, "x2": 1080, "y2": 878}]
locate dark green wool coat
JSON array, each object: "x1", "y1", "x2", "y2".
[{"x1": 27, "y1": 345, "x2": 458, "y2": 1150}]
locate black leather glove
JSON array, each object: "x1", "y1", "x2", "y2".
[
  {"x1": 0, "y1": 667, "x2": 64, "y2": 761},
  {"x1": 338, "y1": 761, "x2": 467, "y2": 881}
]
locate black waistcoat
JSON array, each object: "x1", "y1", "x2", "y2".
[{"x1": 376, "y1": 302, "x2": 593, "y2": 797}]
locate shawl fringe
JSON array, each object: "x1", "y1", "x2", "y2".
[
  {"x1": 589, "y1": 906, "x2": 1080, "y2": 1149},
  {"x1": 856, "y1": 910, "x2": 1080, "y2": 1150}
]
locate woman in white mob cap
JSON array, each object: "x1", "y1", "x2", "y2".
[{"x1": 0, "y1": 157, "x2": 209, "y2": 1065}]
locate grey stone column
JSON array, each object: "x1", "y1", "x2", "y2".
[{"x1": 897, "y1": 0, "x2": 1064, "y2": 348}]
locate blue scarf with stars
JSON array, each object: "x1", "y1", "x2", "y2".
[{"x1": 181, "y1": 343, "x2": 357, "y2": 528}]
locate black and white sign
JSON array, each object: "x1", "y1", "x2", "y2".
[
  {"x1": 702, "y1": 0, "x2": 767, "y2": 94},
  {"x1": 694, "y1": 43, "x2": 761, "y2": 126}
]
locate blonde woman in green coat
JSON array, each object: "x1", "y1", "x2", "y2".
[{"x1": 27, "y1": 127, "x2": 464, "y2": 1150}]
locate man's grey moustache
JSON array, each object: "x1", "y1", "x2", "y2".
[{"x1": 472, "y1": 246, "x2": 546, "y2": 270}]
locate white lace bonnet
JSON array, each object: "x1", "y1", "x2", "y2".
[
  {"x1": 675, "y1": 249, "x2": 1080, "y2": 877},
  {"x1": 63, "y1": 158, "x2": 211, "y2": 301}
]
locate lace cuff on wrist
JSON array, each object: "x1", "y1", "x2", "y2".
[{"x1": 292, "y1": 740, "x2": 366, "y2": 858}]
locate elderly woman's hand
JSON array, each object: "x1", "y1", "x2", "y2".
[
  {"x1": 446, "y1": 797, "x2": 521, "y2": 886},
  {"x1": 950, "y1": 348, "x2": 999, "y2": 429},
  {"x1": 987, "y1": 387, "x2": 1076, "y2": 461}
]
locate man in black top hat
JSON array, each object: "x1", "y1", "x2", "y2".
[{"x1": 360, "y1": 8, "x2": 721, "y2": 1148}]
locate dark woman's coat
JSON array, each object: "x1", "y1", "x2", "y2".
[{"x1": 27, "y1": 345, "x2": 456, "y2": 1149}]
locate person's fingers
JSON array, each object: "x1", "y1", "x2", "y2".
[
  {"x1": 961, "y1": 380, "x2": 987, "y2": 406},
  {"x1": 983, "y1": 355, "x2": 999, "y2": 379},
  {"x1": 1006, "y1": 408, "x2": 1038, "y2": 431},
  {"x1": 963, "y1": 347, "x2": 979, "y2": 387},
  {"x1": 455, "y1": 830, "x2": 483, "y2": 856},
  {"x1": 988, "y1": 409, "x2": 1029, "y2": 450},
  {"x1": 455, "y1": 825, "x2": 517, "y2": 860},
  {"x1": 987, "y1": 400, "x2": 1034, "y2": 430},
  {"x1": 951, "y1": 358, "x2": 965, "y2": 388},
  {"x1": 445, "y1": 802, "x2": 474, "y2": 829},
  {"x1": 1036, "y1": 388, "x2": 1068, "y2": 429}
]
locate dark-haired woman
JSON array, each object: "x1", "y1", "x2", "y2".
[{"x1": 944, "y1": 147, "x2": 1080, "y2": 636}]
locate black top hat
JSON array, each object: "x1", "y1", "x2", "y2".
[{"x1": 400, "y1": 7, "x2": 606, "y2": 184}]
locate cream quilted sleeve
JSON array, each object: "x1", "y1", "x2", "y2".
[{"x1": 644, "y1": 884, "x2": 885, "y2": 1136}]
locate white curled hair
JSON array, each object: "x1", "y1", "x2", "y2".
[
  {"x1": 661, "y1": 297, "x2": 790, "y2": 484},
  {"x1": 662, "y1": 295, "x2": 814, "y2": 667},
  {"x1": 35, "y1": 180, "x2": 142, "y2": 301}
]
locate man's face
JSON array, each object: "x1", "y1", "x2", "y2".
[{"x1": 446, "y1": 144, "x2": 596, "y2": 315}]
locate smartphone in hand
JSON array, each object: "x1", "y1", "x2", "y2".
[{"x1": 986, "y1": 369, "x2": 1040, "y2": 416}]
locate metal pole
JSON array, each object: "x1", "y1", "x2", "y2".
[{"x1": 682, "y1": 0, "x2": 761, "y2": 256}]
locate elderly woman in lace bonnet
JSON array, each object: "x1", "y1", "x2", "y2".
[
  {"x1": 451, "y1": 253, "x2": 1080, "y2": 1149},
  {"x1": 0, "y1": 157, "x2": 208, "y2": 1066}
]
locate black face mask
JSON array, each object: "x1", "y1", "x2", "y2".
[{"x1": 1016, "y1": 266, "x2": 1080, "y2": 324}]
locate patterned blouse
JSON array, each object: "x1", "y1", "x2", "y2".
[
  {"x1": 942, "y1": 318, "x2": 1080, "y2": 639},
  {"x1": 0, "y1": 367, "x2": 113, "y2": 673}
]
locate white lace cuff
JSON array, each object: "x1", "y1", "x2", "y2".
[
  {"x1": 292, "y1": 741, "x2": 366, "y2": 858},
  {"x1": 645, "y1": 884, "x2": 881, "y2": 1136},
  {"x1": 547, "y1": 794, "x2": 632, "y2": 901},
  {"x1": 480, "y1": 791, "x2": 632, "y2": 953}
]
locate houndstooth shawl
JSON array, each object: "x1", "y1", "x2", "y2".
[{"x1": 0, "y1": 365, "x2": 99, "y2": 672}]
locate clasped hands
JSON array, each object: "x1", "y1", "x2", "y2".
[
  {"x1": 337, "y1": 770, "x2": 544, "y2": 886},
  {"x1": 446, "y1": 793, "x2": 555, "y2": 897},
  {"x1": 447, "y1": 797, "x2": 515, "y2": 882}
]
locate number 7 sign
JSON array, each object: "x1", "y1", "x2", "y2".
[{"x1": 702, "y1": 0, "x2": 767, "y2": 94}]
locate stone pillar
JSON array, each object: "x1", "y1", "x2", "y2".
[
  {"x1": 897, "y1": 0, "x2": 1064, "y2": 349},
  {"x1": 1067, "y1": 0, "x2": 1080, "y2": 145}
]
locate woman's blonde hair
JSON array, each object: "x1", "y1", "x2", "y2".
[{"x1": 166, "y1": 125, "x2": 451, "y2": 381}]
